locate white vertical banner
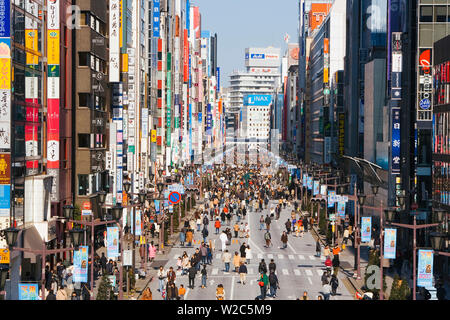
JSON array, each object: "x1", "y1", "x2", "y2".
[{"x1": 109, "y1": 0, "x2": 120, "y2": 82}]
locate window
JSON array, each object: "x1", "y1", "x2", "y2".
[
  {"x1": 434, "y1": 6, "x2": 447, "y2": 23},
  {"x1": 79, "y1": 93, "x2": 90, "y2": 107},
  {"x1": 420, "y1": 6, "x2": 433, "y2": 22},
  {"x1": 78, "y1": 174, "x2": 89, "y2": 196},
  {"x1": 78, "y1": 133, "x2": 91, "y2": 148},
  {"x1": 79, "y1": 52, "x2": 90, "y2": 67}
]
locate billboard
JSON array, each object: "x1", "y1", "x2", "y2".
[
  {"x1": 361, "y1": 217, "x2": 372, "y2": 243},
  {"x1": 384, "y1": 228, "x2": 397, "y2": 259},
  {"x1": 0, "y1": 0, "x2": 11, "y2": 154},
  {"x1": 309, "y1": 3, "x2": 332, "y2": 31},
  {"x1": 243, "y1": 95, "x2": 272, "y2": 107},
  {"x1": 18, "y1": 284, "x2": 39, "y2": 300},
  {"x1": 417, "y1": 249, "x2": 434, "y2": 288},
  {"x1": 245, "y1": 48, "x2": 280, "y2": 68},
  {"x1": 287, "y1": 44, "x2": 299, "y2": 69},
  {"x1": 107, "y1": 227, "x2": 119, "y2": 258},
  {"x1": 391, "y1": 108, "x2": 401, "y2": 174},
  {"x1": 109, "y1": 0, "x2": 120, "y2": 82}
]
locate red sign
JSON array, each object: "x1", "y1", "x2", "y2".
[
  {"x1": 168, "y1": 191, "x2": 181, "y2": 205},
  {"x1": 420, "y1": 49, "x2": 431, "y2": 74},
  {"x1": 184, "y1": 29, "x2": 189, "y2": 83},
  {"x1": 82, "y1": 201, "x2": 91, "y2": 210}
]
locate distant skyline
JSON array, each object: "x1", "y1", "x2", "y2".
[{"x1": 191, "y1": 0, "x2": 299, "y2": 88}]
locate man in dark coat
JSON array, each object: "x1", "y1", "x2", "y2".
[
  {"x1": 188, "y1": 265, "x2": 197, "y2": 289},
  {"x1": 46, "y1": 289, "x2": 57, "y2": 300}
]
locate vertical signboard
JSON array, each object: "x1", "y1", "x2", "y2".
[
  {"x1": 47, "y1": 0, "x2": 61, "y2": 202},
  {"x1": 417, "y1": 249, "x2": 434, "y2": 287},
  {"x1": 25, "y1": 1, "x2": 39, "y2": 173},
  {"x1": 107, "y1": 226, "x2": 119, "y2": 258},
  {"x1": 313, "y1": 180, "x2": 319, "y2": 196},
  {"x1": 361, "y1": 217, "x2": 372, "y2": 243},
  {"x1": 384, "y1": 228, "x2": 397, "y2": 259},
  {"x1": 337, "y1": 201, "x2": 346, "y2": 217},
  {"x1": 109, "y1": 0, "x2": 120, "y2": 82},
  {"x1": 391, "y1": 108, "x2": 401, "y2": 174},
  {"x1": 135, "y1": 209, "x2": 142, "y2": 236},
  {"x1": 0, "y1": 0, "x2": 11, "y2": 220},
  {"x1": 153, "y1": 0, "x2": 161, "y2": 38},
  {"x1": 417, "y1": 48, "x2": 433, "y2": 121},
  {"x1": 113, "y1": 84, "x2": 124, "y2": 203},
  {"x1": 74, "y1": 246, "x2": 89, "y2": 283}
]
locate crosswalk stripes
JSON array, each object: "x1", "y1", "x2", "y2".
[
  {"x1": 305, "y1": 269, "x2": 313, "y2": 276},
  {"x1": 288, "y1": 255, "x2": 295, "y2": 260},
  {"x1": 249, "y1": 268, "x2": 254, "y2": 275},
  {"x1": 278, "y1": 254, "x2": 284, "y2": 259},
  {"x1": 298, "y1": 255, "x2": 305, "y2": 260},
  {"x1": 282, "y1": 269, "x2": 289, "y2": 275},
  {"x1": 257, "y1": 253, "x2": 263, "y2": 259},
  {"x1": 309, "y1": 256, "x2": 316, "y2": 260},
  {"x1": 294, "y1": 269, "x2": 301, "y2": 276},
  {"x1": 212, "y1": 268, "x2": 219, "y2": 275},
  {"x1": 267, "y1": 254, "x2": 274, "y2": 259},
  {"x1": 216, "y1": 253, "x2": 221, "y2": 259},
  {"x1": 317, "y1": 269, "x2": 324, "y2": 276}
]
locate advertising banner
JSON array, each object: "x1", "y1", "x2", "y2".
[
  {"x1": 0, "y1": 0, "x2": 11, "y2": 152},
  {"x1": 307, "y1": 176, "x2": 313, "y2": 190},
  {"x1": 153, "y1": 0, "x2": 161, "y2": 38},
  {"x1": 321, "y1": 185, "x2": 327, "y2": 196},
  {"x1": 337, "y1": 201, "x2": 346, "y2": 217},
  {"x1": 384, "y1": 228, "x2": 397, "y2": 259},
  {"x1": 155, "y1": 200, "x2": 160, "y2": 214},
  {"x1": 327, "y1": 190, "x2": 336, "y2": 208},
  {"x1": 313, "y1": 180, "x2": 319, "y2": 196},
  {"x1": 417, "y1": 249, "x2": 434, "y2": 288},
  {"x1": 135, "y1": 209, "x2": 142, "y2": 236},
  {"x1": 0, "y1": 153, "x2": 10, "y2": 184},
  {"x1": 107, "y1": 227, "x2": 119, "y2": 258},
  {"x1": 0, "y1": 184, "x2": 10, "y2": 216},
  {"x1": 74, "y1": 246, "x2": 89, "y2": 283},
  {"x1": 18, "y1": 283, "x2": 39, "y2": 300},
  {"x1": 361, "y1": 217, "x2": 372, "y2": 243}
]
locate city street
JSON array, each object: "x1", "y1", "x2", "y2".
[{"x1": 148, "y1": 200, "x2": 352, "y2": 300}]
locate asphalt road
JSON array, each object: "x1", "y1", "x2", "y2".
[{"x1": 148, "y1": 200, "x2": 353, "y2": 300}]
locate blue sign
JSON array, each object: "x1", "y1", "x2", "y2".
[
  {"x1": 18, "y1": 283, "x2": 39, "y2": 300},
  {"x1": 391, "y1": 108, "x2": 401, "y2": 174},
  {"x1": 361, "y1": 217, "x2": 372, "y2": 243},
  {"x1": 217, "y1": 67, "x2": 220, "y2": 92},
  {"x1": 307, "y1": 176, "x2": 313, "y2": 190},
  {"x1": 186, "y1": 0, "x2": 190, "y2": 36},
  {"x1": 245, "y1": 53, "x2": 249, "y2": 60},
  {"x1": 169, "y1": 191, "x2": 181, "y2": 205},
  {"x1": 206, "y1": 104, "x2": 212, "y2": 135},
  {"x1": 155, "y1": 200, "x2": 160, "y2": 214},
  {"x1": 0, "y1": 185, "x2": 10, "y2": 211},
  {"x1": 243, "y1": 95, "x2": 272, "y2": 106},
  {"x1": 302, "y1": 174, "x2": 307, "y2": 187},
  {"x1": 313, "y1": 180, "x2": 319, "y2": 196},
  {"x1": 417, "y1": 250, "x2": 434, "y2": 288},
  {"x1": 337, "y1": 202, "x2": 346, "y2": 217},
  {"x1": 420, "y1": 98, "x2": 431, "y2": 110},
  {"x1": 152, "y1": 0, "x2": 161, "y2": 37},
  {"x1": 328, "y1": 191, "x2": 336, "y2": 208},
  {"x1": 250, "y1": 53, "x2": 265, "y2": 59},
  {"x1": 0, "y1": 0, "x2": 11, "y2": 38}
]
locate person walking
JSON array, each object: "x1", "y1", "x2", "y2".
[
  {"x1": 238, "y1": 262, "x2": 248, "y2": 285},
  {"x1": 186, "y1": 229, "x2": 193, "y2": 247},
  {"x1": 268, "y1": 271, "x2": 279, "y2": 298},
  {"x1": 206, "y1": 245, "x2": 213, "y2": 265},
  {"x1": 321, "y1": 270, "x2": 329, "y2": 286},
  {"x1": 268, "y1": 259, "x2": 276, "y2": 273},
  {"x1": 188, "y1": 264, "x2": 197, "y2": 289},
  {"x1": 301, "y1": 291, "x2": 309, "y2": 300},
  {"x1": 323, "y1": 245, "x2": 331, "y2": 258},
  {"x1": 258, "y1": 272, "x2": 269, "y2": 300},
  {"x1": 332, "y1": 254, "x2": 340, "y2": 276},
  {"x1": 222, "y1": 249, "x2": 231, "y2": 273},
  {"x1": 157, "y1": 266, "x2": 166, "y2": 293},
  {"x1": 265, "y1": 215, "x2": 271, "y2": 231},
  {"x1": 330, "y1": 274, "x2": 339, "y2": 296},
  {"x1": 233, "y1": 222, "x2": 239, "y2": 238},
  {"x1": 259, "y1": 215, "x2": 265, "y2": 231},
  {"x1": 258, "y1": 259, "x2": 268, "y2": 275},
  {"x1": 100, "y1": 253, "x2": 107, "y2": 275},
  {"x1": 166, "y1": 282, "x2": 179, "y2": 300},
  {"x1": 281, "y1": 231, "x2": 288, "y2": 249},
  {"x1": 200, "y1": 242, "x2": 208, "y2": 265},
  {"x1": 220, "y1": 230, "x2": 228, "y2": 251},
  {"x1": 285, "y1": 219, "x2": 291, "y2": 234},
  {"x1": 322, "y1": 280, "x2": 331, "y2": 300},
  {"x1": 167, "y1": 266, "x2": 176, "y2": 284},
  {"x1": 239, "y1": 243, "x2": 247, "y2": 265},
  {"x1": 56, "y1": 286, "x2": 68, "y2": 300},
  {"x1": 201, "y1": 264, "x2": 208, "y2": 289},
  {"x1": 216, "y1": 284, "x2": 225, "y2": 300},
  {"x1": 315, "y1": 239, "x2": 322, "y2": 257},
  {"x1": 215, "y1": 219, "x2": 221, "y2": 235},
  {"x1": 245, "y1": 245, "x2": 252, "y2": 264},
  {"x1": 196, "y1": 217, "x2": 202, "y2": 232},
  {"x1": 264, "y1": 230, "x2": 272, "y2": 248},
  {"x1": 179, "y1": 228, "x2": 186, "y2": 247},
  {"x1": 233, "y1": 252, "x2": 241, "y2": 273},
  {"x1": 178, "y1": 284, "x2": 186, "y2": 300}
]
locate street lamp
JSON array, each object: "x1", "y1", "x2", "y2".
[
  {"x1": 371, "y1": 185, "x2": 379, "y2": 197},
  {"x1": 430, "y1": 232, "x2": 446, "y2": 252},
  {"x1": 384, "y1": 208, "x2": 396, "y2": 223},
  {"x1": 158, "y1": 169, "x2": 163, "y2": 177},
  {"x1": 63, "y1": 205, "x2": 74, "y2": 220},
  {"x1": 98, "y1": 191, "x2": 107, "y2": 206},
  {"x1": 149, "y1": 173, "x2": 155, "y2": 183},
  {"x1": 432, "y1": 208, "x2": 446, "y2": 224},
  {"x1": 69, "y1": 227, "x2": 84, "y2": 248},
  {"x1": 157, "y1": 182, "x2": 164, "y2": 194},
  {"x1": 357, "y1": 194, "x2": 366, "y2": 206},
  {"x1": 123, "y1": 180, "x2": 132, "y2": 194},
  {"x1": 111, "y1": 205, "x2": 123, "y2": 221},
  {"x1": 138, "y1": 191, "x2": 146, "y2": 205},
  {"x1": 3, "y1": 228, "x2": 19, "y2": 248}
]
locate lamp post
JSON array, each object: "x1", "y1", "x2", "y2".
[
  {"x1": 157, "y1": 182, "x2": 165, "y2": 253},
  {"x1": 386, "y1": 203, "x2": 444, "y2": 300}
]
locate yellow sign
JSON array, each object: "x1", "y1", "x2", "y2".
[
  {"x1": 0, "y1": 58, "x2": 11, "y2": 90},
  {"x1": 0, "y1": 248, "x2": 10, "y2": 264},
  {"x1": 119, "y1": 0, "x2": 123, "y2": 48},
  {"x1": 151, "y1": 130, "x2": 157, "y2": 143},
  {"x1": 47, "y1": 30, "x2": 60, "y2": 65},
  {"x1": 25, "y1": 30, "x2": 39, "y2": 65},
  {"x1": 121, "y1": 53, "x2": 128, "y2": 73}
]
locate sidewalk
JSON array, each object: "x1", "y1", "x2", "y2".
[{"x1": 92, "y1": 197, "x2": 205, "y2": 300}]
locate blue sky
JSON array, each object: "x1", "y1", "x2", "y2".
[{"x1": 192, "y1": 0, "x2": 299, "y2": 88}]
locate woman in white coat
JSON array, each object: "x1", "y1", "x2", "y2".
[{"x1": 245, "y1": 245, "x2": 252, "y2": 264}]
